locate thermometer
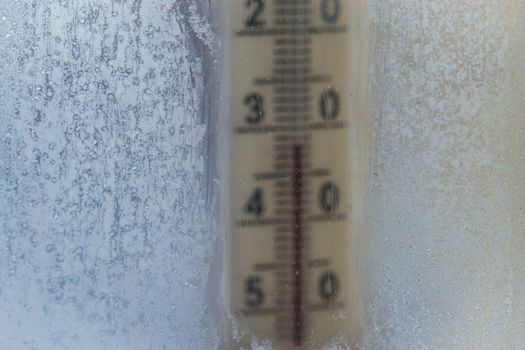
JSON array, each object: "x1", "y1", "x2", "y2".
[{"x1": 221, "y1": 1, "x2": 368, "y2": 348}]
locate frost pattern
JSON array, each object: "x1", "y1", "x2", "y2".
[
  {"x1": 0, "y1": 1, "x2": 218, "y2": 349},
  {"x1": 367, "y1": 1, "x2": 525, "y2": 349},
  {"x1": 2, "y1": 1, "x2": 525, "y2": 350}
]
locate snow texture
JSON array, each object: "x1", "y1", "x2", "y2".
[{"x1": 1, "y1": 1, "x2": 525, "y2": 349}]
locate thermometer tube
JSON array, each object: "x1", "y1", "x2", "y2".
[{"x1": 220, "y1": 1, "x2": 368, "y2": 348}]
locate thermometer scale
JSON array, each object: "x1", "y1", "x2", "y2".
[{"x1": 222, "y1": 1, "x2": 367, "y2": 348}]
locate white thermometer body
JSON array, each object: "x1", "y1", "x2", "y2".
[{"x1": 222, "y1": 1, "x2": 367, "y2": 348}]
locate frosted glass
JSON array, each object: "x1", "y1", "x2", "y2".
[
  {"x1": 366, "y1": 1, "x2": 525, "y2": 348},
  {"x1": 0, "y1": 1, "x2": 219, "y2": 349},
  {"x1": 1, "y1": 1, "x2": 524, "y2": 349}
]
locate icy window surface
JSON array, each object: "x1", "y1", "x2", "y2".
[
  {"x1": 366, "y1": 0, "x2": 525, "y2": 349},
  {"x1": 0, "y1": 1, "x2": 219, "y2": 349},
  {"x1": 1, "y1": 1, "x2": 525, "y2": 350}
]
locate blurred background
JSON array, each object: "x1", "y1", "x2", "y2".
[{"x1": 1, "y1": 1, "x2": 524, "y2": 349}]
